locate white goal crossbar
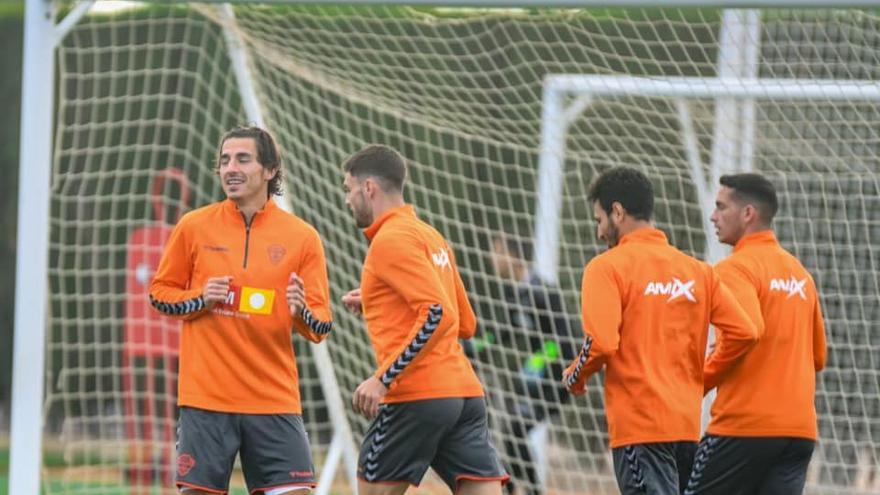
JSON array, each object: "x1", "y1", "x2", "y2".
[{"x1": 534, "y1": 75, "x2": 880, "y2": 284}]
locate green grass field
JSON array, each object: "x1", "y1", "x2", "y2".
[
  {"x1": 0, "y1": 473, "x2": 251, "y2": 495},
  {"x1": 0, "y1": 443, "x2": 253, "y2": 495}
]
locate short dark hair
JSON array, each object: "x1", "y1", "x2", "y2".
[
  {"x1": 217, "y1": 125, "x2": 283, "y2": 197},
  {"x1": 719, "y1": 173, "x2": 779, "y2": 224},
  {"x1": 587, "y1": 167, "x2": 654, "y2": 221},
  {"x1": 493, "y1": 232, "x2": 533, "y2": 261},
  {"x1": 342, "y1": 144, "x2": 407, "y2": 192}
]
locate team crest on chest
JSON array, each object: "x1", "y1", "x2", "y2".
[{"x1": 267, "y1": 244, "x2": 287, "y2": 265}]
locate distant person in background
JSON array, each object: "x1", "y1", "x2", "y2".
[
  {"x1": 684, "y1": 173, "x2": 827, "y2": 495},
  {"x1": 471, "y1": 233, "x2": 577, "y2": 495}
]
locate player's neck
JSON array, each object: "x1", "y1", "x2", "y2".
[
  {"x1": 234, "y1": 195, "x2": 270, "y2": 224},
  {"x1": 370, "y1": 194, "x2": 406, "y2": 221},
  {"x1": 618, "y1": 218, "x2": 653, "y2": 238},
  {"x1": 743, "y1": 223, "x2": 773, "y2": 237}
]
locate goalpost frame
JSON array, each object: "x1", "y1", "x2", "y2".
[{"x1": 533, "y1": 75, "x2": 880, "y2": 282}]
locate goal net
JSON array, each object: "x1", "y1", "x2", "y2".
[{"x1": 42, "y1": 3, "x2": 878, "y2": 494}]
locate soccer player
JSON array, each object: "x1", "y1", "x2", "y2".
[
  {"x1": 340, "y1": 144, "x2": 508, "y2": 495},
  {"x1": 149, "y1": 126, "x2": 333, "y2": 495},
  {"x1": 561, "y1": 166, "x2": 758, "y2": 495},
  {"x1": 684, "y1": 173, "x2": 827, "y2": 495}
]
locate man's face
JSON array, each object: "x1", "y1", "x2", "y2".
[
  {"x1": 218, "y1": 137, "x2": 274, "y2": 204},
  {"x1": 343, "y1": 172, "x2": 372, "y2": 228},
  {"x1": 593, "y1": 201, "x2": 620, "y2": 249},
  {"x1": 489, "y1": 239, "x2": 516, "y2": 280},
  {"x1": 710, "y1": 186, "x2": 747, "y2": 246}
]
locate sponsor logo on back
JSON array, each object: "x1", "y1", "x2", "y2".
[
  {"x1": 644, "y1": 278, "x2": 697, "y2": 302},
  {"x1": 432, "y1": 248, "x2": 451, "y2": 269},
  {"x1": 769, "y1": 276, "x2": 807, "y2": 300}
]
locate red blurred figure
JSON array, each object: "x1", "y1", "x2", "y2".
[{"x1": 123, "y1": 168, "x2": 190, "y2": 493}]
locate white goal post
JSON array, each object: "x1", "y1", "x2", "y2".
[{"x1": 534, "y1": 74, "x2": 880, "y2": 279}]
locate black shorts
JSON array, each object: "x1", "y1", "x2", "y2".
[
  {"x1": 612, "y1": 441, "x2": 698, "y2": 495},
  {"x1": 358, "y1": 397, "x2": 509, "y2": 490},
  {"x1": 176, "y1": 407, "x2": 316, "y2": 494},
  {"x1": 684, "y1": 435, "x2": 815, "y2": 495}
]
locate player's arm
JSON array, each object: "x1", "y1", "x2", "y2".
[
  {"x1": 353, "y1": 233, "x2": 456, "y2": 418},
  {"x1": 149, "y1": 216, "x2": 209, "y2": 320},
  {"x1": 450, "y1": 248, "x2": 477, "y2": 340},
  {"x1": 289, "y1": 228, "x2": 333, "y2": 343},
  {"x1": 373, "y1": 233, "x2": 457, "y2": 388},
  {"x1": 703, "y1": 266, "x2": 760, "y2": 392},
  {"x1": 812, "y1": 285, "x2": 827, "y2": 372},
  {"x1": 562, "y1": 258, "x2": 622, "y2": 396}
]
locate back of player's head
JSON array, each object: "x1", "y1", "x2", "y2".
[
  {"x1": 342, "y1": 145, "x2": 407, "y2": 193},
  {"x1": 588, "y1": 166, "x2": 654, "y2": 221},
  {"x1": 218, "y1": 125, "x2": 283, "y2": 196},
  {"x1": 719, "y1": 173, "x2": 779, "y2": 224}
]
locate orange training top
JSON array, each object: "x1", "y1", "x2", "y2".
[
  {"x1": 149, "y1": 199, "x2": 333, "y2": 414},
  {"x1": 563, "y1": 227, "x2": 758, "y2": 448},
  {"x1": 707, "y1": 230, "x2": 827, "y2": 440},
  {"x1": 360, "y1": 204, "x2": 483, "y2": 403}
]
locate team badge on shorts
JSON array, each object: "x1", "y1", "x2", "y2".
[{"x1": 177, "y1": 453, "x2": 196, "y2": 477}]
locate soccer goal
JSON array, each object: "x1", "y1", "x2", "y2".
[{"x1": 11, "y1": 2, "x2": 880, "y2": 494}]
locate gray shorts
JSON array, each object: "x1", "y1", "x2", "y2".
[
  {"x1": 612, "y1": 441, "x2": 698, "y2": 495},
  {"x1": 684, "y1": 435, "x2": 815, "y2": 495},
  {"x1": 176, "y1": 407, "x2": 316, "y2": 494},
  {"x1": 358, "y1": 397, "x2": 508, "y2": 490}
]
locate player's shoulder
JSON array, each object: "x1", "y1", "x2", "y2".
[
  {"x1": 583, "y1": 248, "x2": 623, "y2": 280},
  {"x1": 175, "y1": 201, "x2": 223, "y2": 228},
  {"x1": 372, "y1": 219, "x2": 424, "y2": 250},
  {"x1": 276, "y1": 208, "x2": 321, "y2": 239}
]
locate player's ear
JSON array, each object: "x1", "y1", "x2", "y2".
[
  {"x1": 611, "y1": 201, "x2": 626, "y2": 221},
  {"x1": 363, "y1": 177, "x2": 376, "y2": 199},
  {"x1": 742, "y1": 203, "x2": 758, "y2": 225}
]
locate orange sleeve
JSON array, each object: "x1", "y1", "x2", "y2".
[
  {"x1": 451, "y1": 250, "x2": 477, "y2": 340},
  {"x1": 292, "y1": 228, "x2": 333, "y2": 343},
  {"x1": 812, "y1": 293, "x2": 827, "y2": 372},
  {"x1": 371, "y1": 233, "x2": 457, "y2": 387},
  {"x1": 149, "y1": 216, "x2": 208, "y2": 320},
  {"x1": 563, "y1": 257, "x2": 621, "y2": 395},
  {"x1": 703, "y1": 267, "x2": 759, "y2": 392},
  {"x1": 714, "y1": 260, "x2": 765, "y2": 339}
]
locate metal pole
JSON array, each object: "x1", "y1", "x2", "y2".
[
  {"x1": 532, "y1": 84, "x2": 568, "y2": 285},
  {"x1": 10, "y1": 0, "x2": 57, "y2": 492}
]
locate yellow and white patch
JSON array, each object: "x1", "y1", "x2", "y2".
[{"x1": 240, "y1": 286, "x2": 275, "y2": 315}]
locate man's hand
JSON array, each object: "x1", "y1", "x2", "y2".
[
  {"x1": 341, "y1": 288, "x2": 362, "y2": 315},
  {"x1": 353, "y1": 376, "x2": 387, "y2": 419},
  {"x1": 202, "y1": 276, "x2": 233, "y2": 308},
  {"x1": 562, "y1": 370, "x2": 587, "y2": 397},
  {"x1": 287, "y1": 272, "x2": 306, "y2": 316}
]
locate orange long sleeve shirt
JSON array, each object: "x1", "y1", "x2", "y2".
[
  {"x1": 360, "y1": 205, "x2": 483, "y2": 403},
  {"x1": 563, "y1": 228, "x2": 758, "y2": 448},
  {"x1": 149, "y1": 199, "x2": 333, "y2": 414},
  {"x1": 707, "y1": 231, "x2": 827, "y2": 440}
]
